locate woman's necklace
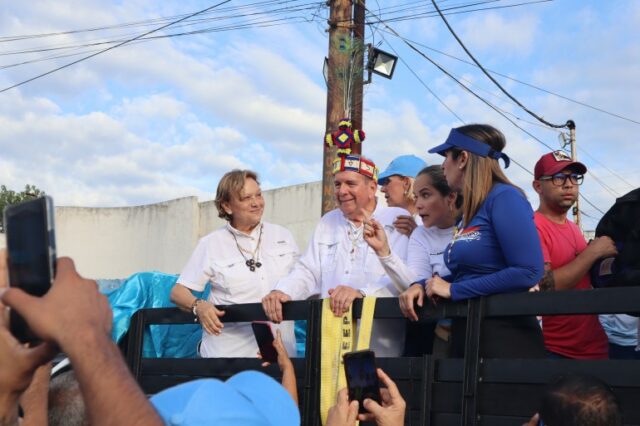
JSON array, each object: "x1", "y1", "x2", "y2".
[{"x1": 230, "y1": 223, "x2": 264, "y2": 271}]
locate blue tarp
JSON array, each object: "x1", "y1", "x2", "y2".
[
  {"x1": 101, "y1": 271, "x2": 306, "y2": 358},
  {"x1": 103, "y1": 272, "x2": 208, "y2": 358}
]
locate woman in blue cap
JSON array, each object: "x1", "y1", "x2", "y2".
[
  {"x1": 378, "y1": 154, "x2": 427, "y2": 236},
  {"x1": 424, "y1": 124, "x2": 545, "y2": 358}
]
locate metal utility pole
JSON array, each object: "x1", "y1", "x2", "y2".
[
  {"x1": 567, "y1": 120, "x2": 581, "y2": 230},
  {"x1": 322, "y1": 0, "x2": 366, "y2": 215}
]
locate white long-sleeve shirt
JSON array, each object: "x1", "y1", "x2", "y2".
[
  {"x1": 274, "y1": 205, "x2": 410, "y2": 299},
  {"x1": 178, "y1": 222, "x2": 299, "y2": 358},
  {"x1": 274, "y1": 205, "x2": 410, "y2": 356},
  {"x1": 379, "y1": 225, "x2": 455, "y2": 290}
]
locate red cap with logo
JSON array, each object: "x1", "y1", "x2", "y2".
[{"x1": 534, "y1": 150, "x2": 587, "y2": 180}]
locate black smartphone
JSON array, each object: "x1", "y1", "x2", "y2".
[
  {"x1": 343, "y1": 349, "x2": 382, "y2": 413},
  {"x1": 251, "y1": 321, "x2": 278, "y2": 363},
  {"x1": 4, "y1": 196, "x2": 56, "y2": 343}
]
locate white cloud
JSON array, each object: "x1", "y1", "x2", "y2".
[{"x1": 457, "y1": 12, "x2": 539, "y2": 56}]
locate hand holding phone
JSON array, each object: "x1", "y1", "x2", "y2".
[
  {"x1": 343, "y1": 349, "x2": 382, "y2": 413},
  {"x1": 4, "y1": 196, "x2": 56, "y2": 343},
  {"x1": 252, "y1": 321, "x2": 278, "y2": 363}
]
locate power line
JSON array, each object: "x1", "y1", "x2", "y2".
[
  {"x1": 0, "y1": 0, "x2": 314, "y2": 43},
  {"x1": 430, "y1": 0, "x2": 569, "y2": 129},
  {"x1": 0, "y1": 2, "x2": 321, "y2": 58},
  {"x1": 577, "y1": 146, "x2": 636, "y2": 190},
  {"x1": 374, "y1": 29, "x2": 640, "y2": 126},
  {"x1": 0, "y1": 1, "x2": 232, "y2": 94},
  {"x1": 367, "y1": 6, "x2": 609, "y2": 215},
  {"x1": 380, "y1": 34, "x2": 464, "y2": 124}
]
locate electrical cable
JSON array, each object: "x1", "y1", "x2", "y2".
[
  {"x1": 430, "y1": 0, "x2": 570, "y2": 129},
  {"x1": 0, "y1": 0, "x2": 313, "y2": 43},
  {"x1": 0, "y1": 0, "x2": 237, "y2": 94},
  {"x1": 577, "y1": 146, "x2": 636, "y2": 190},
  {"x1": 368, "y1": 6, "x2": 610, "y2": 216},
  {"x1": 374, "y1": 28, "x2": 640, "y2": 126},
  {"x1": 380, "y1": 34, "x2": 464, "y2": 124}
]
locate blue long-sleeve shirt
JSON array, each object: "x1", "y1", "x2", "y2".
[{"x1": 446, "y1": 183, "x2": 543, "y2": 301}]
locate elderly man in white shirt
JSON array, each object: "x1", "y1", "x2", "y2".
[{"x1": 262, "y1": 154, "x2": 410, "y2": 356}]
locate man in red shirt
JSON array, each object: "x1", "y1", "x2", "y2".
[{"x1": 532, "y1": 151, "x2": 618, "y2": 359}]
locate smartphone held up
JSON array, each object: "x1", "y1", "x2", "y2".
[
  {"x1": 343, "y1": 349, "x2": 382, "y2": 413},
  {"x1": 252, "y1": 321, "x2": 278, "y2": 363},
  {"x1": 3, "y1": 196, "x2": 57, "y2": 343}
]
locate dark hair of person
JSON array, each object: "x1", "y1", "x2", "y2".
[
  {"x1": 453, "y1": 124, "x2": 522, "y2": 226},
  {"x1": 416, "y1": 165, "x2": 463, "y2": 209},
  {"x1": 539, "y1": 374, "x2": 622, "y2": 426}
]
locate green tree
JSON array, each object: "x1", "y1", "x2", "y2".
[{"x1": 0, "y1": 184, "x2": 46, "y2": 231}]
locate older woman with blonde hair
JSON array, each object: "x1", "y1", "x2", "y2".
[
  {"x1": 424, "y1": 124, "x2": 545, "y2": 358},
  {"x1": 378, "y1": 154, "x2": 427, "y2": 236},
  {"x1": 170, "y1": 169, "x2": 298, "y2": 358}
]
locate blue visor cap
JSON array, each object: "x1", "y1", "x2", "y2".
[
  {"x1": 377, "y1": 154, "x2": 427, "y2": 184},
  {"x1": 428, "y1": 129, "x2": 511, "y2": 168}
]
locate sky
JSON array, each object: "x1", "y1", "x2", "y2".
[{"x1": 0, "y1": 0, "x2": 638, "y2": 230}]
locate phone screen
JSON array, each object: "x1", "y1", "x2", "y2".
[
  {"x1": 343, "y1": 350, "x2": 381, "y2": 413},
  {"x1": 4, "y1": 196, "x2": 56, "y2": 343},
  {"x1": 251, "y1": 321, "x2": 278, "y2": 363}
]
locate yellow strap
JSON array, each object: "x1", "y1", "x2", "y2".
[
  {"x1": 356, "y1": 296, "x2": 376, "y2": 350},
  {"x1": 319, "y1": 297, "x2": 377, "y2": 425}
]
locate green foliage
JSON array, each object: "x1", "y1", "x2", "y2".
[{"x1": 0, "y1": 184, "x2": 46, "y2": 231}]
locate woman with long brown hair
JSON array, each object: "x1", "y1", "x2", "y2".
[{"x1": 424, "y1": 124, "x2": 545, "y2": 358}]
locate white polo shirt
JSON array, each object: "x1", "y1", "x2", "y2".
[
  {"x1": 178, "y1": 222, "x2": 298, "y2": 358},
  {"x1": 274, "y1": 205, "x2": 410, "y2": 356}
]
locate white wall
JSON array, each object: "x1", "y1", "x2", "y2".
[
  {"x1": 0, "y1": 181, "x2": 393, "y2": 279},
  {"x1": 49, "y1": 181, "x2": 323, "y2": 279},
  {"x1": 55, "y1": 197, "x2": 201, "y2": 279}
]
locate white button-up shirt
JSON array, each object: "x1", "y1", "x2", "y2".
[
  {"x1": 274, "y1": 205, "x2": 410, "y2": 356},
  {"x1": 178, "y1": 222, "x2": 298, "y2": 358}
]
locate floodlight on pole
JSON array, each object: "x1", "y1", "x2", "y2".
[{"x1": 367, "y1": 46, "x2": 398, "y2": 79}]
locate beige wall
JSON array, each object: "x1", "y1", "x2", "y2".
[{"x1": 28, "y1": 181, "x2": 323, "y2": 279}]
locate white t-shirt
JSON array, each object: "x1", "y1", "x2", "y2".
[
  {"x1": 379, "y1": 224, "x2": 455, "y2": 290},
  {"x1": 275, "y1": 205, "x2": 410, "y2": 356},
  {"x1": 178, "y1": 222, "x2": 298, "y2": 358}
]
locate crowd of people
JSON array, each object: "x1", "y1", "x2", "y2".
[{"x1": 1, "y1": 122, "x2": 636, "y2": 425}]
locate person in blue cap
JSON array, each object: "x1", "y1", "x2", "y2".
[
  {"x1": 378, "y1": 155, "x2": 427, "y2": 237},
  {"x1": 151, "y1": 370, "x2": 300, "y2": 426},
  {"x1": 423, "y1": 124, "x2": 546, "y2": 358}
]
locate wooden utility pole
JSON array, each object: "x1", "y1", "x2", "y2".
[
  {"x1": 567, "y1": 120, "x2": 581, "y2": 230},
  {"x1": 322, "y1": 0, "x2": 364, "y2": 215},
  {"x1": 350, "y1": 0, "x2": 365, "y2": 154}
]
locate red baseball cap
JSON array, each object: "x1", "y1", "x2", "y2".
[{"x1": 534, "y1": 150, "x2": 587, "y2": 180}]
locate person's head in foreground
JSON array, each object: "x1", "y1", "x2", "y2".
[
  {"x1": 215, "y1": 169, "x2": 264, "y2": 233},
  {"x1": 532, "y1": 150, "x2": 586, "y2": 215},
  {"x1": 333, "y1": 154, "x2": 379, "y2": 222},
  {"x1": 428, "y1": 124, "x2": 515, "y2": 227},
  {"x1": 151, "y1": 370, "x2": 300, "y2": 426},
  {"x1": 527, "y1": 374, "x2": 622, "y2": 426},
  {"x1": 378, "y1": 155, "x2": 427, "y2": 212}
]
